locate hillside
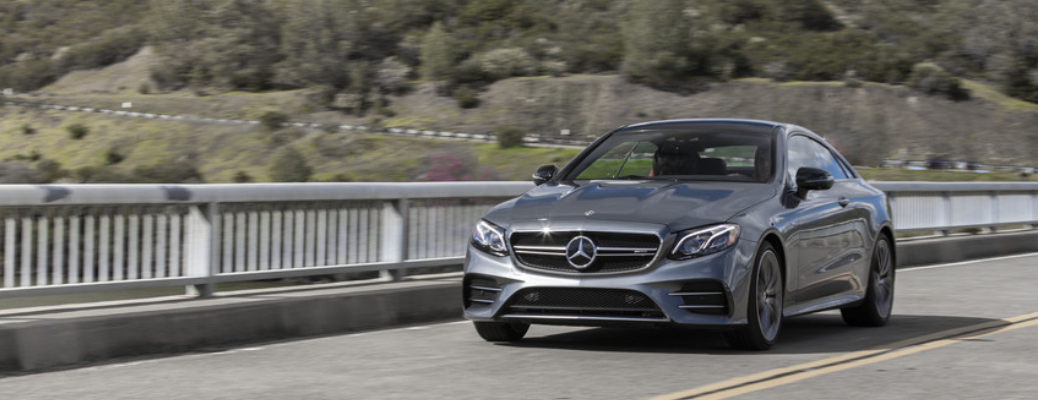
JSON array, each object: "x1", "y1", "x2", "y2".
[
  {"x1": 383, "y1": 75, "x2": 1038, "y2": 166},
  {"x1": 1, "y1": 0, "x2": 1036, "y2": 183},
  {"x1": 34, "y1": 52, "x2": 1038, "y2": 168},
  {"x1": 3, "y1": 71, "x2": 1036, "y2": 184}
]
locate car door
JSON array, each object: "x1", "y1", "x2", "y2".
[{"x1": 786, "y1": 135, "x2": 870, "y2": 309}]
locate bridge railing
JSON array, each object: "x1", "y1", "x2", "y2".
[
  {"x1": 0, "y1": 181, "x2": 1036, "y2": 299},
  {"x1": 874, "y1": 182, "x2": 1038, "y2": 233},
  {"x1": 0, "y1": 183, "x2": 532, "y2": 299}
]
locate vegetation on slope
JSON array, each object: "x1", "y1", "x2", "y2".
[
  {"x1": 1, "y1": 0, "x2": 1037, "y2": 105},
  {"x1": 1, "y1": 0, "x2": 1036, "y2": 184}
]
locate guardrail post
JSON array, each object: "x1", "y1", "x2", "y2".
[
  {"x1": 1033, "y1": 193, "x2": 1038, "y2": 230},
  {"x1": 379, "y1": 199, "x2": 409, "y2": 281},
  {"x1": 937, "y1": 192, "x2": 952, "y2": 236},
  {"x1": 986, "y1": 191, "x2": 999, "y2": 233},
  {"x1": 185, "y1": 202, "x2": 218, "y2": 297}
]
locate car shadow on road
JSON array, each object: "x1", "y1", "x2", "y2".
[{"x1": 500, "y1": 312, "x2": 1003, "y2": 355}]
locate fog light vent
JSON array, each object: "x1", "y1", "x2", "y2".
[{"x1": 670, "y1": 281, "x2": 729, "y2": 315}]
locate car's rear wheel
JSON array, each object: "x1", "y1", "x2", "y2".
[
  {"x1": 473, "y1": 321, "x2": 530, "y2": 342},
  {"x1": 841, "y1": 235, "x2": 895, "y2": 326},
  {"x1": 725, "y1": 242, "x2": 783, "y2": 351}
]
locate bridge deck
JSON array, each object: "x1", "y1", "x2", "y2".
[{"x1": 1, "y1": 253, "x2": 1036, "y2": 399}]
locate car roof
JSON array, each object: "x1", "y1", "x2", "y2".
[
  {"x1": 617, "y1": 118, "x2": 823, "y2": 139},
  {"x1": 621, "y1": 118, "x2": 784, "y2": 130}
]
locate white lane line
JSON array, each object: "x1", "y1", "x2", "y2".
[{"x1": 901, "y1": 252, "x2": 1038, "y2": 272}]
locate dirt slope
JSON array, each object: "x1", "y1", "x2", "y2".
[{"x1": 387, "y1": 76, "x2": 1038, "y2": 165}]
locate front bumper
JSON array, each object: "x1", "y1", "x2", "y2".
[{"x1": 462, "y1": 236, "x2": 759, "y2": 328}]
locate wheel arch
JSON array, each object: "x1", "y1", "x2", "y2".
[
  {"x1": 758, "y1": 230, "x2": 787, "y2": 282},
  {"x1": 878, "y1": 222, "x2": 896, "y2": 267}
]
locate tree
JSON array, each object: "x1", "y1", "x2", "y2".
[
  {"x1": 621, "y1": 0, "x2": 692, "y2": 85},
  {"x1": 269, "y1": 147, "x2": 313, "y2": 182},
  {"x1": 960, "y1": 0, "x2": 1038, "y2": 102},
  {"x1": 275, "y1": 0, "x2": 368, "y2": 88},
  {"x1": 419, "y1": 22, "x2": 455, "y2": 82}
]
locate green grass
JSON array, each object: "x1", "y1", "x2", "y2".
[{"x1": 961, "y1": 80, "x2": 1038, "y2": 114}]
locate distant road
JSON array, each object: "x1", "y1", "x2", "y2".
[
  {"x1": 2, "y1": 253, "x2": 1036, "y2": 400},
  {"x1": 1, "y1": 98, "x2": 589, "y2": 149}
]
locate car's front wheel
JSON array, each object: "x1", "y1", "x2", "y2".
[
  {"x1": 725, "y1": 242, "x2": 783, "y2": 351},
  {"x1": 841, "y1": 235, "x2": 895, "y2": 326},
  {"x1": 473, "y1": 321, "x2": 530, "y2": 342}
]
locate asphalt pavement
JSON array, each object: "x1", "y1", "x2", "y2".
[{"x1": 1, "y1": 253, "x2": 1036, "y2": 400}]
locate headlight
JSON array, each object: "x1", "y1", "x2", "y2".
[
  {"x1": 670, "y1": 224, "x2": 740, "y2": 260},
  {"x1": 471, "y1": 219, "x2": 508, "y2": 256}
]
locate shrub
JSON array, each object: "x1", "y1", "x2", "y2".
[
  {"x1": 778, "y1": 0, "x2": 842, "y2": 31},
  {"x1": 375, "y1": 57, "x2": 411, "y2": 94},
  {"x1": 105, "y1": 148, "x2": 125, "y2": 165},
  {"x1": 843, "y1": 70, "x2": 863, "y2": 88},
  {"x1": 232, "y1": 171, "x2": 254, "y2": 183},
  {"x1": 476, "y1": 48, "x2": 538, "y2": 80},
  {"x1": 495, "y1": 125, "x2": 525, "y2": 148},
  {"x1": 542, "y1": 60, "x2": 568, "y2": 77},
  {"x1": 35, "y1": 160, "x2": 67, "y2": 183},
  {"x1": 21, "y1": 124, "x2": 35, "y2": 135},
  {"x1": 131, "y1": 160, "x2": 204, "y2": 183},
  {"x1": 454, "y1": 85, "x2": 480, "y2": 109},
  {"x1": 271, "y1": 128, "x2": 307, "y2": 146},
  {"x1": 907, "y1": 63, "x2": 970, "y2": 101},
  {"x1": 67, "y1": 124, "x2": 90, "y2": 140},
  {"x1": 259, "y1": 111, "x2": 288, "y2": 131},
  {"x1": 268, "y1": 147, "x2": 312, "y2": 182},
  {"x1": 0, "y1": 58, "x2": 57, "y2": 92}
]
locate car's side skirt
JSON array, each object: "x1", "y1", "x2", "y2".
[{"x1": 784, "y1": 294, "x2": 863, "y2": 318}]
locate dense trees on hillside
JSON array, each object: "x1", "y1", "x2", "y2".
[{"x1": 0, "y1": 0, "x2": 1036, "y2": 104}]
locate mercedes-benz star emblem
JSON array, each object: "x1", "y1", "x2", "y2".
[{"x1": 566, "y1": 235, "x2": 597, "y2": 270}]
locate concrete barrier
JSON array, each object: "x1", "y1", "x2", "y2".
[
  {"x1": 1, "y1": 231, "x2": 1037, "y2": 373},
  {"x1": 897, "y1": 231, "x2": 1038, "y2": 267},
  {"x1": 0, "y1": 277, "x2": 461, "y2": 372}
]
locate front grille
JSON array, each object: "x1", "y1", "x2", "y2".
[
  {"x1": 504, "y1": 288, "x2": 665, "y2": 319},
  {"x1": 511, "y1": 231, "x2": 661, "y2": 274},
  {"x1": 671, "y1": 281, "x2": 729, "y2": 315}
]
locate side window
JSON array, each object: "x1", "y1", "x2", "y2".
[{"x1": 787, "y1": 136, "x2": 848, "y2": 180}]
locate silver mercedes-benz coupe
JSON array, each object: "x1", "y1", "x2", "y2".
[{"x1": 463, "y1": 119, "x2": 895, "y2": 350}]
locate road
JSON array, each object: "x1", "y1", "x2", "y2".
[{"x1": 1, "y1": 253, "x2": 1036, "y2": 400}]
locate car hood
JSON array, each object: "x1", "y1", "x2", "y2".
[{"x1": 485, "y1": 180, "x2": 776, "y2": 232}]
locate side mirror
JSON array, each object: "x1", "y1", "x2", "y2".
[
  {"x1": 532, "y1": 165, "x2": 558, "y2": 185},
  {"x1": 795, "y1": 167, "x2": 834, "y2": 198}
]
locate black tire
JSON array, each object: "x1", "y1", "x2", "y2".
[
  {"x1": 841, "y1": 235, "x2": 895, "y2": 327},
  {"x1": 473, "y1": 321, "x2": 530, "y2": 342},
  {"x1": 725, "y1": 242, "x2": 783, "y2": 351}
]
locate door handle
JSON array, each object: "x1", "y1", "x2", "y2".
[{"x1": 838, "y1": 197, "x2": 850, "y2": 207}]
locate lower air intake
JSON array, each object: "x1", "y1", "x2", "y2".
[{"x1": 505, "y1": 288, "x2": 665, "y2": 319}]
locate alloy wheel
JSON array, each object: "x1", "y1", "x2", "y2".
[{"x1": 756, "y1": 250, "x2": 783, "y2": 342}]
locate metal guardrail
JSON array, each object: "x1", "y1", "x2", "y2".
[
  {"x1": 0, "y1": 183, "x2": 532, "y2": 299},
  {"x1": 874, "y1": 182, "x2": 1038, "y2": 233},
  {"x1": 0, "y1": 181, "x2": 1035, "y2": 299}
]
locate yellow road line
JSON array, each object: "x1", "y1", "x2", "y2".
[{"x1": 651, "y1": 311, "x2": 1038, "y2": 400}]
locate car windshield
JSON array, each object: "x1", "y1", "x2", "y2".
[{"x1": 565, "y1": 124, "x2": 775, "y2": 183}]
